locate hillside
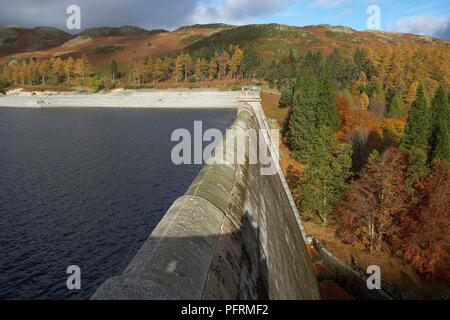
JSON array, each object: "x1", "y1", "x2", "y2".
[
  {"x1": 186, "y1": 24, "x2": 449, "y2": 59},
  {"x1": 0, "y1": 26, "x2": 73, "y2": 59},
  {"x1": 0, "y1": 24, "x2": 232, "y2": 68},
  {"x1": 78, "y1": 25, "x2": 167, "y2": 37},
  {"x1": 1, "y1": 23, "x2": 448, "y2": 69}
]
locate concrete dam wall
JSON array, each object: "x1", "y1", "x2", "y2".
[{"x1": 92, "y1": 91, "x2": 321, "y2": 300}]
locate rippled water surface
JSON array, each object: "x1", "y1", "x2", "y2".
[{"x1": 0, "y1": 107, "x2": 235, "y2": 299}]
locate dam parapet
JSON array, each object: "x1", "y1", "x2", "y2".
[{"x1": 92, "y1": 89, "x2": 321, "y2": 300}]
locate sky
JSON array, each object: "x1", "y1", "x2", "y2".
[{"x1": 0, "y1": 0, "x2": 449, "y2": 39}]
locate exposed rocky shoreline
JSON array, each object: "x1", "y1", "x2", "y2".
[{"x1": 0, "y1": 89, "x2": 240, "y2": 108}]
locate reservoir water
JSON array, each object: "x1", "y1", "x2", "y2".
[{"x1": 0, "y1": 107, "x2": 235, "y2": 299}]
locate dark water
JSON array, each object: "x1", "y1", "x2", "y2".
[{"x1": 0, "y1": 107, "x2": 234, "y2": 299}]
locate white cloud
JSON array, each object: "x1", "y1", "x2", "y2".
[
  {"x1": 391, "y1": 14, "x2": 450, "y2": 39},
  {"x1": 189, "y1": 0, "x2": 292, "y2": 25}
]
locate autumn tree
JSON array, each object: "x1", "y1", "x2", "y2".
[
  {"x1": 38, "y1": 59, "x2": 51, "y2": 85},
  {"x1": 153, "y1": 58, "x2": 165, "y2": 83},
  {"x1": 174, "y1": 54, "x2": 192, "y2": 82},
  {"x1": 359, "y1": 92, "x2": 369, "y2": 110},
  {"x1": 51, "y1": 57, "x2": 64, "y2": 84},
  {"x1": 74, "y1": 55, "x2": 90, "y2": 80},
  {"x1": 64, "y1": 57, "x2": 75, "y2": 82},
  {"x1": 216, "y1": 51, "x2": 230, "y2": 80},
  {"x1": 229, "y1": 45, "x2": 244, "y2": 80},
  {"x1": 161, "y1": 56, "x2": 172, "y2": 80},
  {"x1": 209, "y1": 52, "x2": 219, "y2": 80},
  {"x1": 337, "y1": 148, "x2": 409, "y2": 252},
  {"x1": 368, "y1": 81, "x2": 386, "y2": 118},
  {"x1": 194, "y1": 57, "x2": 209, "y2": 82},
  {"x1": 398, "y1": 161, "x2": 450, "y2": 277}
]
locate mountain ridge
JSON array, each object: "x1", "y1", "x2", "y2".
[{"x1": 1, "y1": 23, "x2": 448, "y2": 68}]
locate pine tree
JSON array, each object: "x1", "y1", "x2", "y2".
[
  {"x1": 110, "y1": 59, "x2": 118, "y2": 80},
  {"x1": 389, "y1": 93, "x2": 402, "y2": 119},
  {"x1": 405, "y1": 147, "x2": 430, "y2": 186},
  {"x1": 430, "y1": 85, "x2": 450, "y2": 162},
  {"x1": 401, "y1": 84, "x2": 432, "y2": 184},
  {"x1": 279, "y1": 84, "x2": 294, "y2": 108},
  {"x1": 401, "y1": 84, "x2": 431, "y2": 152},
  {"x1": 317, "y1": 66, "x2": 340, "y2": 131},
  {"x1": 288, "y1": 69, "x2": 320, "y2": 160},
  {"x1": 300, "y1": 126, "x2": 353, "y2": 225}
]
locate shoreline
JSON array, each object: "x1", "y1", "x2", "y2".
[{"x1": 0, "y1": 89, "x2": 241, "y2": 109}]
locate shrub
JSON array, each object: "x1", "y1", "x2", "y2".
[
  {"x1": 94, "y1": 45, "x2": 123, "y2": 55},
  {"x1": 89, "y1": 75, "x2": 104, "y2": 92}
]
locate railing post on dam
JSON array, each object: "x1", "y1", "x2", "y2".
[{"x1": 92, "y1": 88, "x2": 321, "y2": 300}]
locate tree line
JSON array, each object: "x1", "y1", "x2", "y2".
[
  {"x1": 0, "y1": 55, "x2": 90, "y2": 88},
  {"x1": 126, "y1": 45, "x2": 249, "y2": 85}
]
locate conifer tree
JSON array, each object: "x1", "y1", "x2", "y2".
[
  {"x1": 430, "y1": 85, "x2": 450, "y2": 162},
  {"x1": 401, "y1": 84, "x2": 432, "y2": 184},
  {"x1": 318, "y1": 66, "x2": 340, "y2": 131},
  {"x1": 401, "y1": 84, "x2": 431, "y2": 152},
  {"x1": 110, "y1": 59, "x2": 118, "y2": 80},
  {"x1": 279, "y1": 84, "x2": 294, "y2": 108},
  {"x1": 389, "y1": 93, "x2": 402, "y2": 119},
  {"x1": 288, "y1": 69, "x2": 320, "y2": 160},
  {"x1": 299, "y1": 126, "x2": 353, "y2": 225}
]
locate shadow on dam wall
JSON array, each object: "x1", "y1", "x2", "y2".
[{"x1": 92, "y1": 92, "x2": 321, "y2": 300}]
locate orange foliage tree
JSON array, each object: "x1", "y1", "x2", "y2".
[
  {"x1": 336, "y1": 148, "x2": 410, "y2": 253},
  {"x1": 397, "y1": 161, "x2": 450, "y2": 278}
]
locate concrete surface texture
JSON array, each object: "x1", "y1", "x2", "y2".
[{"x1": 92, "y1": 90, "x2": 321, "y2": 300}]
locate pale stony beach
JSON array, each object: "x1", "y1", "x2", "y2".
[{"x1": 0, "y1": 89, "x2": 241, "y2": 109}]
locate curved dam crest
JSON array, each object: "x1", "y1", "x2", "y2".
[{"x1": 90, "y1": 90, "x2": 321, "y2": 300}]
